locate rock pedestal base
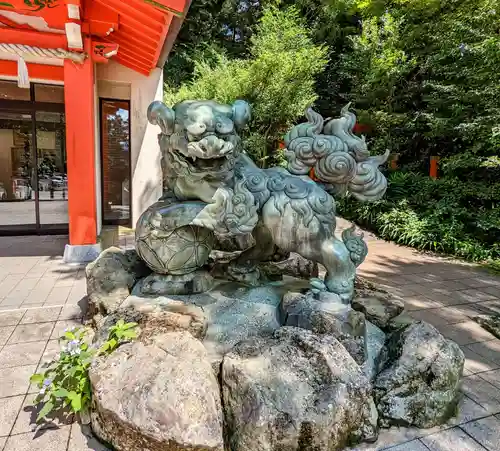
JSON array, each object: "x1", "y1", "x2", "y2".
[{"x1": 85, "y1": 248, "x2": 465, "y2": 451}]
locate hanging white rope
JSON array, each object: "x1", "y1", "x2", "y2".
[
  {"x1": 0, "y1": 43, "x2": 86, "y2": 64},
  {"x1": 16, "y1": 54, "x2": 29, "y2": 89}
]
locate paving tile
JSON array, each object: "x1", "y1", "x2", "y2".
[
  {"x1": 446, "y1": 394, "x2": 491, "y2": 426},
  {"x1": 0, "y1": 326, "x2": 15, "y2": 346},
  {"x1": 435, "y1": 322, "x2": 497, "y2": 345},
  {"x1": 3, "y1": 425, "x2": 71, "y2": 451},
  {"x1": 409, "y1": 307, "x2": 471, "y2": 327},
  {"x1": 21, "y1": 300, "x2": 47, "y2": 308},
  {"x1": 69, "y1": 424, "x2": 110, "y2": 451},
  {"x1": 477, "y1": 369, "x2": 500, "y2": 389},
  {"x1": 421, "y1": 427, "x2": 487, "y2": 451},
  {"x1": 0, "y1": 297, "x2": 26, "y2": 308},
  {"x1": 479, "y1": 286, "x2": 500, "y2": 298},
  {"x1": 461, "y1": 346, "x2": 500, "y2": 375},
  {"x1": 467, "y1": 340, "x2": 500, "y2": 366},
  {"x1": 404, "y1": 295, "x2": 446, "y2": 311},
  {"x1": 460, "y1": 278, "x2": 497, "y2": 289},
  {"x1": 58, "y1": 305, "x2": 83, "y2": 321},
  {"x1": 0, "y1": 365, "x2": 36, "y2": 398},
  {"x1": 0, "y1": 341, "x2": 47, "y2": 368},
  {"x1": 24, "y1": 290, "x2": 51, "y2": 304},
  {"x1": 0, "y1": 436, "x2": 5, "y2": 449},
  {"x1": 45, "y1": 287, "x2": 72, "y2": 305},
  {"x1": 348, "y1": 426, "x2": 425, "y2": 450},
  {"x1": 454, "y1": 290, "x2": 498, "y2": 304},
  {"x1": 462, "y1": 375, "x2": 500, "y2": 414},
  {"x1": 461, "y1": 416, "x2": 500, "y2": 451},
  {"x1": 8, "y1": 323, "x2": 55, "y2": 344},
  {"x1": 476, "y1": 300, "x2": 500, "y2": 315},
  {"x1": 38, "y1": 340, "x2": 61, "y2": 368},
  {"x1": 386, "y1": 440, "x2": 430, "y2": 451},
  {"x1": 0, "y1": 310, "x2": 26, "y2": 327},
  {"x1": 21, "y1": 308, "x2": 63, "y2": 325},
  {"x1": 50, "y1": 319, "x2": 83, "y2": 340},
  {"x1": 0, "y1": 395, "x2": 25, "y2": 436},
  {"x1": 11, "y1": 394, "x2": 73, "y2": 435}
]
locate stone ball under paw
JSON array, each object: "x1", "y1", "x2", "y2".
[{"x1": 135, "y1": 200, "x2": 215, "y2": 275}]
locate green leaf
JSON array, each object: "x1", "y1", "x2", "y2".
[
  {"x1": 30, "y1": 373, "x2": 44, "y2": 385},
  {"x1": 36, "y1": 401, "x2": 54, "y2": 422},
  {"x1": 0, "y1": 2, "x2": 14, "y2": 7},
  {"x1": 52, "y1": 388, "x2": 70, "y2": 398},
  {"x1": 64, "y1": 331, "x2": 76, "y2": 340},
  {"x1": 122, "y1": 322, "x2": 138, "y2": 330},
  {"x1": 23, "y1": 0, "x2": 33, "y2": 6},
  {"x1": 121, "y1": 330, "x2": 137, "y2": 339},
  {"x1": 70, "y1": 393, "x2": 82, "y2": 412},
  {"x1": 108, "y1": 338, "x2": 118, "y2": 350}
]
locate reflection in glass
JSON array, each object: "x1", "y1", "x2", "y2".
[
  {"x1": 0, "y1": 81, "x2": 31, "y2": 101},
  {"x1": 101, "y1": 100, "x2": 130, "y2": 225},
  {"x1": 34, "y1": 84, "x2": 65, "y2": 104},
  {"x1": 0, "y1": 111, "x2": 36, "y2": 230},
  {"x1": 36, "y1": 112, "x2": 68, "y2": 227}
]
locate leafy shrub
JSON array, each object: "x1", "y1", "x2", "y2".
[
  {"x1": 337, "y1": 171, "x2": 500, "y2": 264},
  {"x1": 164, "y1": 5, "x2": 327, "y2": 166},
  {"x1": 30, "y1": 320, "x2": 138, "y2": 422}
]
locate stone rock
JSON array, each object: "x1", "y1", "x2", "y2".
[
  {"x1": 93, "y1": 297, "x2": 207, "y2": 348},
  {"x1": 90, "y1": 331, "x2": 224, "y2": 451},
  {"x1": 374, "y1": 321, "x2": 464, "y2": 428},
  {"x1": 362, "y1": 321, "x2": 386, "y2": 381},
  {"x1": 352, "y1": 289, "x2": 404, "y2": 330},
  {"x1": 112, "y1": 282, "x2": 284, "y2": 374},
  {"x1": 258, "y1": 253, "x2": 319, "y2": 280},
  {"x1": 473, "y1": 314, "x2": 500, "y2": 339},
  {"x1": 86, "y1": 247, "x2": 150, "y2": 320},
  {"x1": 133, "y1": 270, "x2": 214, "y2": 296},
  {"x1": 386, "y1": 313, "x2": 416, "y2": 332},
  {"x1": 222, "y1": 327, "x2": 378, "y2": 450},
  {"x1": 280, "y1": 291, "x2": 365, "y2": 337}
]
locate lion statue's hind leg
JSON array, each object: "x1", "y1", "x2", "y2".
[{"x1": 260, "y1": 183, "x2": 366, "y2": 303}]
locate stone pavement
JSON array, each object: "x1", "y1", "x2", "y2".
[{"x1": 0, "y1": 231, "x2": 499, "y2": 450}]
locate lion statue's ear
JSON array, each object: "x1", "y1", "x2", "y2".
[
  {"x1": 232, "y1": 100, "x2": 251, "y2": 131},
  {"x1": 147, "y1": 101, "x2": 175, "y2": 135}
]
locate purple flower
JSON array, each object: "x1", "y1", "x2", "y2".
[{"x1": 43, "y1": 378, "x2": 52, "y2": 387}]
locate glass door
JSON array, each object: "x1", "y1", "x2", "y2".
[
  {"x1": 0, "y1": 81, "x2": 68, "y2": 235},
  {"x1": 36, "y1": 111, "x2": 68, "y2": 230},
  {"x1": 0, "y1": 111, "x2": 37, "y2": 233}
]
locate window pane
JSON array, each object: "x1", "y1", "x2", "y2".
[
  {"x1": 36, "y1": 111, "x2": 68, "y2": 227},
  {"x1": 101, "y1": 100, "x2": 130, "y2": 224},
  {"x1": 34, "y1": 84, "x2": 65, "y2": 103},
  {"x1": 0, "y1": 81, "x2": 31, "y2": 101},
  {"x1": 0, "y1": 111, "x2": 36, "y2": 231}
]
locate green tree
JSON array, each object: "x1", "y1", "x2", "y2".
[{"x1": 165, "y1": 5, "x2": 328, "y2": 166}]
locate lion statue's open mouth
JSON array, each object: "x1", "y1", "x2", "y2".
[{"x1": 170, "y1": 133, "x2": 239, "y2": 175}]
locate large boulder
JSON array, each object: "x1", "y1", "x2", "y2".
[
  {"x1": 86, "y1": 247, "x2": 150, "y2": 321},
  {"x1": 222, "y1": 327, "x2": 378, "y2": 450},
  {"x1": 362, "y1": 321, "x2": 386, "y2": 381},
  {"x1": 279, "y1": 291, "x2": 366, "y2": 364},
  {"x1": 352, "y1": 289, "x2": 404, "y2": 331},
  {"x1": 92, "y1": 296, "x2": 207, "y2": 348},
  {"x1": 374, "y1": 321, "x2": 464, "y2": 428},
  {"x1": 90, "y1": 331, "x2": 224, "y2": 451}
]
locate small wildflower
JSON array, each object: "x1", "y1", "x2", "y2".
[{"x1": 43, "y1": 378, "x2": 52, "y2": 387}]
